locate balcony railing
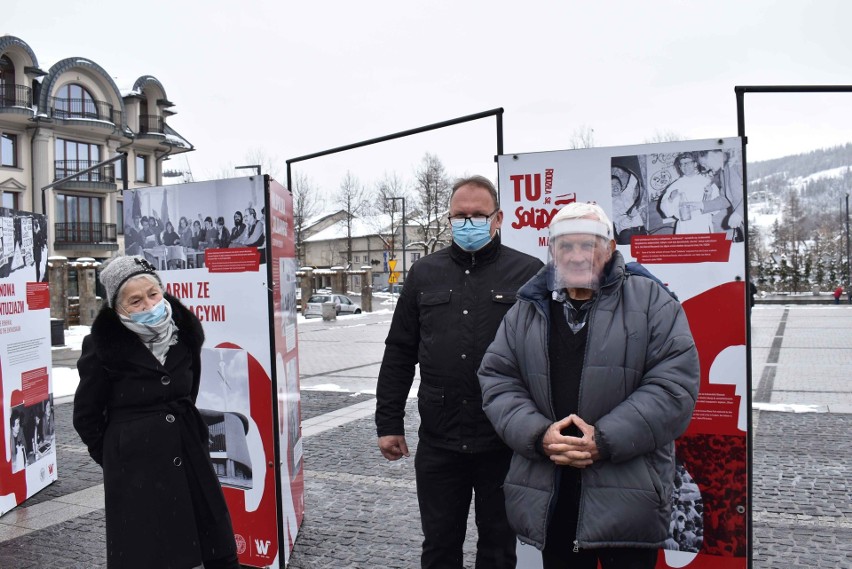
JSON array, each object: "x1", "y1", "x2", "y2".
[
  {"x1": 49, "y1": 96, "x2": 122, "y2": 125},
  {"x1": 54, "y1": 159, "x2": 116, "y2": 183},
  {"x1": 54, "y1": 222, "x2": 117, "y2": 245},
  {"x1": 139, "y1": 114, "x2": 164, "y2": 134},
  {"x1": 0, "y1": 84, "x2": 32, "y2": 108}
]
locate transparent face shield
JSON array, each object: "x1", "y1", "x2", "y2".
[{"x1": 547, "y1": 219, "x2": 614, "y2": 293}]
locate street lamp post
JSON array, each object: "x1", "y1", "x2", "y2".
[
  {"x1": 386, "y1": 197, "x2": 406, "y2": 283},
  {"x1": 387, "y1": 206, "x2": 395, "y2": 268},
  {"x1": 235, "y1": 164, "x2": 262, "y2": 176}
]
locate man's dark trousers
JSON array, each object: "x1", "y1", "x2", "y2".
[{"x1": 415, "y1": 440, "x2": 516, "y2": 569}]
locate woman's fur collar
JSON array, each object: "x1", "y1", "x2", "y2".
[{"x1": 88, "y1": 293, "x2": 204, "y2": 360}]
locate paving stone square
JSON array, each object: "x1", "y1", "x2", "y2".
[{"x1": 1, "y1": 307, "x2": 850, "y2": 568}]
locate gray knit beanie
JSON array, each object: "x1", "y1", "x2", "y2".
[{"x1": 100, "y1": 255, "x2": 163, "y2": 307}]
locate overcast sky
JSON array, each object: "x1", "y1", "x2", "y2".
[{"x1": 6, "y1": 0, "x2": 852, "y2": 208}]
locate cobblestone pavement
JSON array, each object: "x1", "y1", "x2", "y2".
[{"x1": 0, "y1": 306, "x2": 850, "y2": 568}]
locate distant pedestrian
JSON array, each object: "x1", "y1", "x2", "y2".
[
  {"x1": 74, "y1": 255, "x2": 239, "y2": 569},
  {"x1": 834, "y1": 285, "x2": 843, "y2": 305}
]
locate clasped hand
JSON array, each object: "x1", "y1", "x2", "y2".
[{"x1": 542, "y1": 414, "x2": 600, "y2": 468}]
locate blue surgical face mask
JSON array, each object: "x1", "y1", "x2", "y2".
[
  {"x1": 453, "y1": 224, "x2": 493, "y2": 252},
  {"x1": 128, "y1": 297, "x2": 169, "y2": 325}
]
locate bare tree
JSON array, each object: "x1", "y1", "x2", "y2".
[
  {"x1": 205, "y1": 147, "x2": 282, "y2": 180},
  {"x1": 292, "y1": 172, "x2": 320, "y2": 265},
  {"x1": 569, "y1": 125, "x2": 596, "y2": 149},
  {"x1": 644, "y1": 130, "x2": 685, "y2": 144},
  {"x1": 371, "y1": 172, "x2": 409, "y2": 253},
  {"x1": 410, "y1": 153, "x2": 452, "y2": 255},
  {"x1": 374, "y1": 172, "x2": 408, "y2": 211},
  {"x1": 241, "y1": 147, "x2": 282, "y2": 180},
  {"x1": 336, "y1": 171, "x2": 369, "y2": 267}
]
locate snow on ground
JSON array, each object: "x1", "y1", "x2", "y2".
[
  {"x1": 52, "y1": 326, "x2": 90, "y2": 400},
  {"x1": 52, "y1": 306, "x2": 397, "y2": 400}
]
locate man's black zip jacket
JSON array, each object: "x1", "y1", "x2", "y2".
[{"x1": 376, "y1": 234, "x2": 544, "y2": 453}]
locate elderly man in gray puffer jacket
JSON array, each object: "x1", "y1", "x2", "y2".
[{"x1": 478, "y1": 201, "x2": 699, "y2": 569}]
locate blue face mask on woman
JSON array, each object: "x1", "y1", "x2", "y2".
[
  {"x1": 128, "y1": 298, "x2": 169, "y2": 325},
  {"x1": 452, "y1": 224, "x2": 493, "y2": 252}
]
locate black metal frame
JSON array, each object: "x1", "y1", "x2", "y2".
[
  {"x1": 138, "y1": 114, "x2": 164, "y2": 134},
  {"x1": 735, "y1": 84, "x2": 852, "y2": 569},
  {"x1": 41, "y1": 153, "x2": 128, "y2": 216},
  {"x1": 53, "y1": 221, "x2": 118, "y2": 245},
  {"x1": 286, "y1": 108, "x2": 505, "y2": 282}
]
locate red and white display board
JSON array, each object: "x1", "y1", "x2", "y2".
[
  {"x1": 0, "y1": 209, "x2": 54, "y2": 517},
  {"x1": 499, "y1": 138, "x2": 749, "y2": 569},
  {"x1": 126, "y1": 176, "x2": 304, "y2": 567}
]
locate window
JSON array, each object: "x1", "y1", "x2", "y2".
[
  {"x1": 136, "y1": 154, "x2": 148, "y2": 182},
  {"x1": 56, "y1": 194, "x2": 102, "y2": 222},
  {"x1": 54, "y1": 84, "x2": 98, "y2": 119},
  {"x1": 116, "y1": 200, "x2": 124, "y2": 235},
  {"x1": 55, "y1": 193, "x2": 104, "y2": 244},
  {"x1": 114, "y1": 155, "x2": 123, "y2": 181},
  {"x1": 1, "y1": 191, "x2": 19, "y2": 209},
  {"x1": 0, "y1": 55, "x2": 15, "y2": 107},
  {"x1": 411, "y1": 253, "x2": 421, "y2": 262},
  {"x1": 55, "y1": 138, "x2": 100, "y2": 181},
  {"x1": 1, "y1": 133, "x2": 17, "y2": 167}
]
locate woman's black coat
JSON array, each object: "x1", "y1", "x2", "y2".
[{"x1": 74, "y1": 294, "x2": 236, "y2": 568}]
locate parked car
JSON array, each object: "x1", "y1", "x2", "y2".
[
  {"x1": 375, "y1": 284, "x2": 404, "y2": 295},
  {"x1": 304, "y1": 294, "x2": 362, "y2": 318}
]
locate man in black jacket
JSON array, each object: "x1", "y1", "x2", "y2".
[{"x1": 376, "y1": 175, "x2": 543, "y2": 569}]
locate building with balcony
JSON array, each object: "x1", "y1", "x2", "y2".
[{"x1": 0, "y1": 34, "x2": 193, "y2": 266}]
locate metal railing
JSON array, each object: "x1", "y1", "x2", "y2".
[
  {"x1": 54, "y1": 160, "x2": 116, "y2": 183},
  {"x1": 139, "y1": 114, "x2": 164, "y2": 134},
  {"x1": 0, "y1": 84, "x2": 32, "y2": 108},
  {"x1": 54, "y1": 222, "x2": 117, "y2": 245},
  {"x1": 49, "y1": 96, "x2": 121, "y2": 124}
]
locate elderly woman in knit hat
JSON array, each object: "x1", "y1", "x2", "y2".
[{"x1": 73, "y1": 255, "x2": 239, "y2": 569}]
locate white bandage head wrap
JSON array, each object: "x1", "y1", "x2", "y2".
[{"x1": 547, "y1": 202, "x2": 615, "y2": 292}]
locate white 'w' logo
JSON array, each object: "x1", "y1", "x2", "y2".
[{"x1": 255, "y1": 539, "x2": 271, "y2": 555}]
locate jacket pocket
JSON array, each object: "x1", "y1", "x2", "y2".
[
  {"x1": 490, "y1": 290, "x2": 517, "y2": 305},
  {"x1": 644, "y1": 455, "x2": 666, "y2": 505},
  {"x1": 418, "y1": 381, "x2": 445, "y2": 405},
  {"x1": 486, "y1": 290, "x2": 518, "y2": 333},
  {"x1": 418, "y1": 290, "x2": 453, "y2": 336},
  {"x1": 421, "y1": 290, "x2": 452, "y2": 306},
  {"x1": 417, "y1": 382, "x2": 448, "y2": 441}
]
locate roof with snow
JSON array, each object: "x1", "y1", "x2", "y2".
[{"x1": 304, "y1": 213, "x2": 393, "y2": 242}]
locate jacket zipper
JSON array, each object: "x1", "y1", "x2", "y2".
[
  {"x1": 532, "y1": 294, "x2": 560, "y2": 548},
  {"x1": 573, "y1": 293, "x2": 600, "y2": 553}
]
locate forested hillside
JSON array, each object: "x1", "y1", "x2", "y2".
[{"x1": 747, "y1": 144, "x2": 852, "y2": 294}]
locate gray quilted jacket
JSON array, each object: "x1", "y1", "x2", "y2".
[{"x1": 478, "y1": 252, "x2": 699, "y2": 550}]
